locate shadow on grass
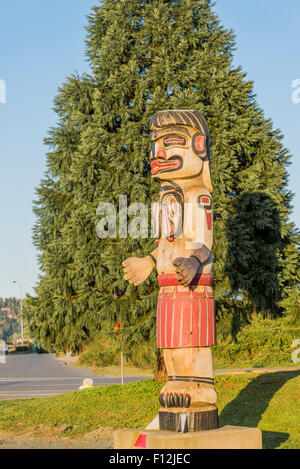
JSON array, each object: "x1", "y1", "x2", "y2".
[{"x1": 219, "y1": 370, "x2": 300, "y2": 449}]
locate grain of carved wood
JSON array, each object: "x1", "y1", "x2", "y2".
[{"x1": 122, "y1": 110, "x2": 217, "y2": 425}]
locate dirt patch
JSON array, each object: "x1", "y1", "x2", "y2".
[{"x1": 0, "y1": 428, "x2": 114, "y2": 449}]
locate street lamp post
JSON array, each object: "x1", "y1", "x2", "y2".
[
  {"x1": 13, "y1": 280, "x2": 24, "y2": 347},
  {"x1": 121, "y1": 337, "x2": 124, "y2": 386},
  {"x1": 114, "y1": 321, "x2": 124, "y2": 385}
]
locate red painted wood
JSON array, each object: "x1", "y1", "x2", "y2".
[
  {"x1": 199, "y1": 298, "x2": 207, "y2": 346},
  {"x1": 191, "y1": 297, "x2": 200, "y2": 347},
  {"x1": 206, "y1": 211, "x2": 212, "y2": 230},
  {"x1": 207, "y1": 299, "x2": 213, "y2": 345},
  {"x1": 173, "y1": 298, "x2": 182, "y2": 348},
  {"x1": 166, "y1": 299, "x2": 173, "y2": 347},
  {"x1": 200, "y1": 196, "x2": 210, "y2": 205},
  {"x1": 158, "y1": 273, "x2": 213, "y2": 287},
  {"x1": 157, "y1": 288, "x2": 216, "y2": 348},
  {"x1": 195, "y1": 135, "x2": 205, "y2": 151},
  {"x1": 181, "y1": 299, "x2": 191, "y2": 347}
]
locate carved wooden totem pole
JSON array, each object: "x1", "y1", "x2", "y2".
[{"x1": 123, "y1": 110, "x2": 217, "y2": 432}]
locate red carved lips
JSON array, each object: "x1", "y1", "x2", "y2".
[{"x1": 150, "y1": 159, "x2": 181, "y2": 175}]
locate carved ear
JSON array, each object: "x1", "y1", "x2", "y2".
[
  {"x1": 202, "y1": 159, "x2": 213, "y2": 193},
  {"x1": 192, "y1": 132, "x2": 207, "y2": 159}
]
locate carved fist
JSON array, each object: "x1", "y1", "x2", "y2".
[
  {"x1": 173, "y1": 257, "x2": 200, "y2": 287},
  {"x1": 122, "y1": 256, "x2": 155, "y2": 286}
]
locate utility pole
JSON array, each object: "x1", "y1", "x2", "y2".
[
  {"x1": 121, "y1": 337, "x2": 124, "y2": 385},
  {"x1": 114, "y1": 320, "x2": 124, "y2": 385},
  {"x1": 13, "y1": 281, "x2": 23, "y2": 347}
]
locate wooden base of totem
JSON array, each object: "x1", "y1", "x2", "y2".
[
  {"x1": 159, "y1": 405, "x2": 218, "y2": 432},
  {"x1": 114, "y1": 425, "x2": 262, "y2": 449}
]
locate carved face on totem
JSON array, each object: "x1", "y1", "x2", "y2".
[{"x1": 149, "y1": 110, "x2": 212, "y2": 191}]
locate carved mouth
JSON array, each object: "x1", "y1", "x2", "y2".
[{"x1": 150, "y1": 158, "x2": 181, "y2": 175}]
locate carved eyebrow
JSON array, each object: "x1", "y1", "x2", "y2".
[
  {"x1": 163, "y1": 134, "x2": 186, "y2": 147},
  {"x1": 151, "y1": 126, "x2": 191, "y2": 141}
]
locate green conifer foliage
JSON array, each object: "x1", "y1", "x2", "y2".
[
  {"x1": 25, "y1": 0, "x2": 300, "y2": 353},
  {"x1": 0, "y1": 298, "x2": 20, "y2": 341}
]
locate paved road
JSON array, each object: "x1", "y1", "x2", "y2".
[
  {"x1": 0, "y1": 353, "x2": 147, "y2": 399},
  {"x1": 1, "y1": 353, "x2": 299, "y2": 400}
]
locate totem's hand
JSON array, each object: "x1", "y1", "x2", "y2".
[
  {"x1": 173, "y1": 257, "x2": 200, "y2": 287},
  {"x1": 122, "y1": 256, "x2": 155, "y2": 286}
]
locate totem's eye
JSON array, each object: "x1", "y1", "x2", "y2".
[{"x1": 163, "y1": 134, "x2": 186, "y2": 148}]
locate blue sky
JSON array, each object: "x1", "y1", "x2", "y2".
[{"x1": 0, "y1": 0, "x2": 299, "y2": 298}]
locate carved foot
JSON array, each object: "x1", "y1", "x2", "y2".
[
  {"x1": 159, "y1": 392, "x2": 191, "y2": 408},
  {"x1": 160, "y1": 380, "x2": 217, "y2": 407}
]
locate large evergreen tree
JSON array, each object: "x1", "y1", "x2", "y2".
[
  {"x1": 0, "y1": 298, "x2": 20, "y2": 341},
  {"x1": 25, "y1": 0, "x2": 300, "y2": 354}
]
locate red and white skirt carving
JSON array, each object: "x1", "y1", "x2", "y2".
[{"x1": 157, "y1": 281, "x2": 216, "y2": 349}]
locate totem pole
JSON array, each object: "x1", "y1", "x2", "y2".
[{"x1": 123, "y1": 110, "x2": 217, "y2": 432}]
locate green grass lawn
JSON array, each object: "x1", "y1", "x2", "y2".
[{"x1": 0, "y1": 371, "x2": 299, "y2": 449}]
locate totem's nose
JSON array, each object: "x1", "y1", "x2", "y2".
[{"x1": 156, "y1": 149, "x2": 167, "y2": 160}]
